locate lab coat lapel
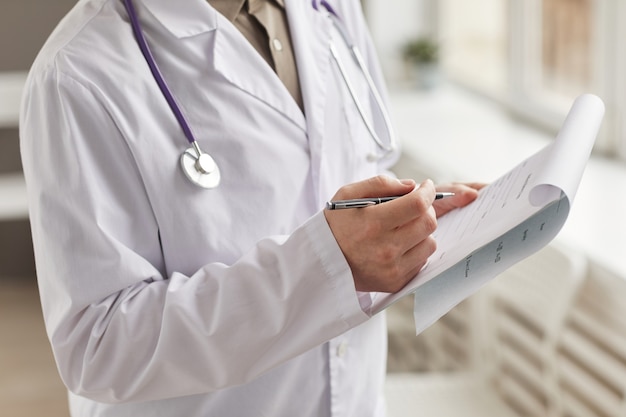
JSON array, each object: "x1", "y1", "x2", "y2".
[
  {"x1": 142, "y1": 0, "x2": 218, "y2": 38},
  {"x1": 211, "y1": 25, "x2": 307, "y2": 130},
  {"x1": 286, "y1": 0, "x2": 333, "y2": 206},
  {"x1": 144, "y1": 0, "x2": 306, "y2": 130}
]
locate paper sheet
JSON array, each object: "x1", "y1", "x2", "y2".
[{"x1": 371, "y1": 94, "x2": 605, "y2": 334}]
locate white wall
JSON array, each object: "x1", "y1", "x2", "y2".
[{"x1": 364, "y1": 0, "x2": 431, "y2": 83}]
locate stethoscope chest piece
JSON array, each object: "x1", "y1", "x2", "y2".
[{"x1": 180, "y1": 147, "x2": 221, "y2": 189}]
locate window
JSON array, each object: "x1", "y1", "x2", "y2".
[
  {"x1": 435, "y1": 0, "x2": 626, "y2": 160},
  {"x1": 541, "y1": 0, "x2": 593, "y2": 99},
  {"x1": 438, "y1": 0, "x2": 508, "y2": 99}
]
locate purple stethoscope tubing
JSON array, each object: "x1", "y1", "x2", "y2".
[
  {"x1": 123, "y1": 0, "x2": 221, "y2": 188},
  {"x1": 123, "y1": 0, "x2": 197, "y2": 148},
  {"x1": 312, "y1": 0, "x2": 338, "y2": 16}
]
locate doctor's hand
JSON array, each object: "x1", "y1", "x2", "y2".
[
  {"x1": 324, "y1": 176, "x2": 438, "y2": 294},
  {"x1": 433, "y1": 182, "x2": 484, "y2": 218}
]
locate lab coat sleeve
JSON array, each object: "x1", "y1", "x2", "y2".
[{"x1": 20, "y1": 69, "x2": 370, "y2": 403}]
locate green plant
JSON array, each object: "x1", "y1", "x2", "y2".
[{"x1": 402, "y1": 37, "x2": 439, "y2": 64}]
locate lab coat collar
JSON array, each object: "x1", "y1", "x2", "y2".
[
  {"x1": 209, "y1": 0, "x2": 246, "y2": 22},
  {"x1": 141, "y1": 0, "x2": 218, "y2": 38}
]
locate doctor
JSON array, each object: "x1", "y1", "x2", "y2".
[{"x1": 20, "y1": 0, "x2": 479, "y2": 416}]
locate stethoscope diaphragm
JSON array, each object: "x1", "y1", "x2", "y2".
[{"x1": 180, "y1": 147, "x2": 221, "y2": 189}]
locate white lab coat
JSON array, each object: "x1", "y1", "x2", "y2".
[{"x1": 20, "y1": 0, "x2": 396, "y2": 415}]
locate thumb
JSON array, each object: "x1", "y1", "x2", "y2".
[{"x1": 333, "y1": 175, "x2": 416, "y2": 200}]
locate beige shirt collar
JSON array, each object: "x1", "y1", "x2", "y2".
[{"x1": 209, "y1": 0, "x2": 286, "y2": 22}]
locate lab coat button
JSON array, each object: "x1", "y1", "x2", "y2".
[
  {"x1": 272, "y1": 38, "x2": 284, "y2": 52},
  {"x1": 336, "y1": 341, "x2": 348, "y2": 357}
]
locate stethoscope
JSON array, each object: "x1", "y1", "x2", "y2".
[{"x1": 122, "y1": 0, "x2": 396, "y2": 189}]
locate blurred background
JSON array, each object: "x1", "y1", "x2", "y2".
[
  {"x1": 1, "y1": 2, "x2": 77, "y2": 416},
  {"x1": 1, "y1": 1, "x2": 625, "y2": 416}
]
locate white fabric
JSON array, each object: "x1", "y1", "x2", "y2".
[{"x1": 20, "y1": 0, "x2": 396, "y2": 416}]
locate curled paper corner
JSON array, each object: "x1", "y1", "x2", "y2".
[
  {"x1": 529, "y1": 184, "x2": 562, "y2": 207},
  {"x1": 575, "y1": 93, "x2": 605, "y2": 113}
]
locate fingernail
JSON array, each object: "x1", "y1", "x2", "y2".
[{"x1": 399, "y1": 179, "x2": 416, "y2": 186}]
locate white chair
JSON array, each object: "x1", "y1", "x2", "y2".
[{"x1": 385, "y1": 241, "x2": 587, "y2": 417}]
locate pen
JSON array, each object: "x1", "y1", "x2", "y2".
[{"x1": 326, "y1": 192, "x2": 455, "y2": 210}]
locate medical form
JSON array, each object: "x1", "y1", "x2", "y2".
[{"x1": 371, "y1": 94, "x2": 605, "y2": 334}]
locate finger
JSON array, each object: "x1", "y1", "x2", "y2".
[
  {"x1": 464, "y1": 182, "x2": 488, "y2": 191},
  {"x1": 373, "y1": 179, "x2": 436, "y2": 229},
  {"x1": 386, "y1": 235, "x2": 438, "y2": 293},
  {"x1": 436, "y1": 182, "x2": 486, "y2": 195},
  {"x1": 332, "y1": 175, "x2": 416, "y2": 201},
  {"x1": 434, "y1": 183, "x2": 481, "y2": 217},
  {"x1": 388, "y1": 205, "x2": 437, "y2": 255},
  {"x1": 405, "y1": 235, "x2": 437, "y2": 274}
]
